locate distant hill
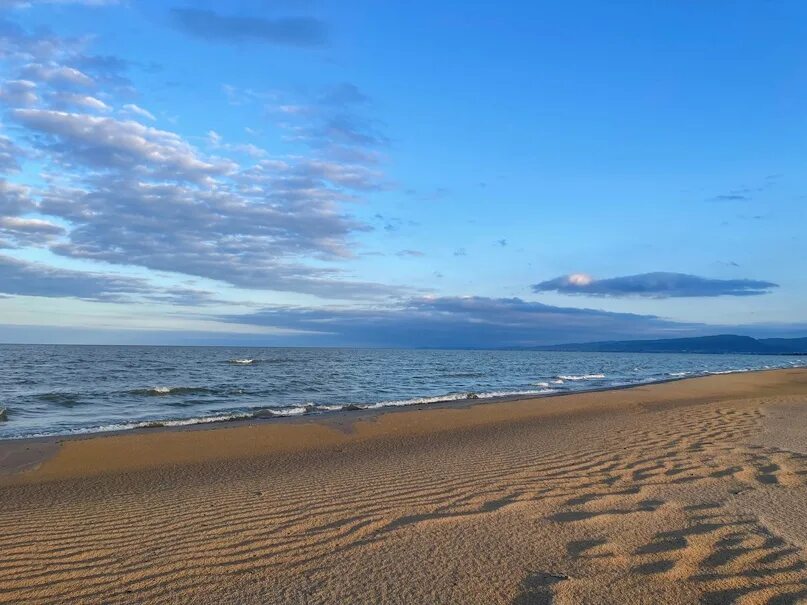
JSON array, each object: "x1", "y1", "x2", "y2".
[{"x1": 530, "y1": 334, "x2": 807, "y2": 355}]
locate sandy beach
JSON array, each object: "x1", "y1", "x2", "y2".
[{"x1": 2, "y1": 368, "x2": 807, "y2": 604}]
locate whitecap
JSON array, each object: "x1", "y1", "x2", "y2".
[{"x1": 555, "y1": 374, "x2": 605, "y2": 381}]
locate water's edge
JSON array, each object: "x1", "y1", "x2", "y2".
[{"x1": 1, "y1": 365, "x2": 800, "y2": 444}]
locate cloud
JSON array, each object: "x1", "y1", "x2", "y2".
[
  {"x1": 220, "y1": 296, "x2": 700, "y2": 347},
  {"x1": 710, "y1": 194, "x2": 750, "y2": 202},
  {"x1": 270, "y1": 82, "x2": 390, "y2": 153},
  {"x1": 0, "y1": 79, "x2": 37, "y2": 105},
  {"x1": 0, "y1": 136, "x2": 25, "y2": 171},
  {"x1": 396, "y1": 249, "x2": 424, "y2": 257},
  {"x1": 19, "y1": 63, "x2": 94, "y2": 88},
  {"x1": 0, "y1": 24, "x2": 403, "y2": 301},
  {"x1": 45, "y1": 91, "x2": 110, "y2": 111},
  {"x1": 707, "y1": 177, "x2": 779, "y2": 202},
  {"x1": 170, "y1": 8, "x2": 327, "y2": 48},
  {"x1": 1, "y1": 0, "x2": 117, "y2": 6},
  {"x1": 0, "y1": 213, "x2": 65, "y2": 248},
  {"x1": 7, "y1": 103, "x2": 399, "y2": 297},
  {"x1": 122, "y1": 103, "x2": 155, "y2": 121},
  {"x1": 0, "y1": 180, "x2": 34, "y2": 215},
  {"x1": 533, "y1": 272, "x2": 779, "y2": 298},
  {"x1": 0, "y1": 254, "x2": 211, "y2": 303},
  {"x1": 11, "y1": 109, "x2": 232, "y2": 181}
]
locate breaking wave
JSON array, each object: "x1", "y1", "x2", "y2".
[
  {"x1": 130, "y1": 386, "x2": 218, "y2": 396},
  {"x1": 555, "y1": 374, "x2": 606, "y2": 381}
]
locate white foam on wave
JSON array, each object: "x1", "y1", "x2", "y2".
[
  {"x1": 364, "y1": 388, "x2": 558, "y2": 409},
  {"x1": 532, "y1": 381, "x2": 550, "y2": 387},
  {"x1": 137, "y1": 413, "x2": 251, "y2": 428},
  {"x1": 229, "y1": 359, "x2": 255, "y2": 365},
  {"x1": 556, "y1": 374, "x2": 605, "y2": 381},
  {"x1": 264, "y1": 405, "x2": 314, "y2": 417},
  {"x1": 706, "y1": 368, "x2": 750, "y2": 375}
]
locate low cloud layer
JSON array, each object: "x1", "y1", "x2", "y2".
[
  {"x1": 533, "y1": 272, "x2": 779, "y2": 298},
  {"x1": 221, "y1": 296, "x2": 700, "y2": 348}
]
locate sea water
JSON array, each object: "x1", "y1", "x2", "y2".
[{"x1": 0, "y1": 344, "x2": 804, "y2": 439}]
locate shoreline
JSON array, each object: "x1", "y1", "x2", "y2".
[{"x1": 2, "y1": 362, "x2": 803, "y2": 446}]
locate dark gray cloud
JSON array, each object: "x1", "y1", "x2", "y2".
[
  {"x1": 533, "y1": 272, "x2": 779, "y2": 298},
  {"x1": 220, "y1": 296, "x2": 701, "y2": 348},
  {"x1": 170, "y1": 8, "x2": 327, "y2": 47}
]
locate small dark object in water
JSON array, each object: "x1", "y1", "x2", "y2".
[
  {"x1": 341, "y1": 404, "x2": 362, "y2": 411},
  {"x1": 0, "y1": 407, "x2": 7, "y2": 421},
  {"x1": 466, "y1": 393, "x2": 479, "y2": 400}
]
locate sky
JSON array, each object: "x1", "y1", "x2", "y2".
[{"x1": 0, "y1": 0, "x2": 806, "y2": 347}]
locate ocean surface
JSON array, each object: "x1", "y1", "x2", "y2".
[{"x1": 0, "y1": 345, "x2": 804, "y2": 440}]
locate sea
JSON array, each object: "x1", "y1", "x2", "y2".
[{"x1": 0, "y1": 344, "x2": 804, "y2": 440}]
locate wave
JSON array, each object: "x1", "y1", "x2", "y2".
[
  {"x1": 130, "y1": 386, "x2": 218, "y2": 396},
  {"x1": 35, "y1": 392, "x2": 85, "y2": 406},
  {"x1": 0, "y1": 407, "x2": 7, "y2": 421},
  {"x1": 555, "y1": 374, "x2": 606, "y2": 381},
  {"x1": 226, "y1": 357, "x2": 298, "y2": 365}
]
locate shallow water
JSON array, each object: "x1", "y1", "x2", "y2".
[{"x1": 0, "y1": 345, "x2": 804, "y2": 439}]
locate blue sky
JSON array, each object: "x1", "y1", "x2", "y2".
[{"x1": 0, "y1": 0, "x2": 805, "y2": 347}]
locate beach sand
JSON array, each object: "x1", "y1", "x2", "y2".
[{"x1": 2, "y1": 368, "x2": 807, "y2": 604}]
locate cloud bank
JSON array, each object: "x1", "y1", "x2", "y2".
[{"x1": 221, "y1": 296, "x2": 700, "y2": 348}]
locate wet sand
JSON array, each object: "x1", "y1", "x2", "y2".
[{"x1": 1, "y1": 368, "x2": 807, "y2": 604}]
